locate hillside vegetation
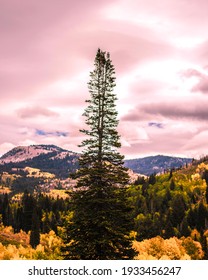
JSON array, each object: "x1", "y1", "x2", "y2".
[
  {"x1": 124, "y1": 155, "x2": 192, "y2": 175},
  {"x1": 0, "y1": 157, "x2": 208, "y2": 259},
  {"x1": 0, "y1": 145, "x2": 79, "y2": 179}
]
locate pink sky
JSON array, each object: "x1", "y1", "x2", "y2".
[{"x1": 1, "y1": 0, "x2": 208, "y2": 159}]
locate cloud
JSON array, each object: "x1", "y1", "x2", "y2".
[
  {"x1": 182, "y1": 68, "x2": 203, "y2": 78},
  {"x1": 182, "y1": 130, "x2": 208, "y2": 154},
  {"x1": 1, "y1": 0, "x2": 208, "y2": 159},
  {"x1": 0, "y1": 0, "x2": 113, "y2": 101},
  {"x1": 122, "y1": 101, "x2": 208, "y2": 122},
  {"x1": 120, "y1": 119, "x2": 206, "y2": 159},
  {"x1": 193, "y1": 78, "x2": 208, "y2": 94},
  {"x1": 0, "y1": 142, "x2": 16, "y2": 157},
  {"x1": 17, "y1": 106, "x2": 59, "y2": 119},
  {"x1": 111, "y1": 0, "x2": 208, "y2": 37},
  {"x1": 182, "y1": 67, "x2": 208, "y2": 94}
]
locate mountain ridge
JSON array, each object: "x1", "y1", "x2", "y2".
[
  {"x1": 0, "y1": 144, "x2": 80, "y2": 179},
  {"x1": 0, "y1": 144, "x2": 192, "y2": 177},
  {"x1": 124, "y1": 154, "x2": 192, "y2": 175},
  {"x1": 0, "y1": 144, "x2": 76, "y2": 163}
]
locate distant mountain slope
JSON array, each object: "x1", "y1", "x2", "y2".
[
  {"x1": 124, "y1": 155, "x2": 192, "y2": 175},
  {"x1": 0, "y1": 145, "x2": 69, "y2": 163},
  {"x1": 0, "y1": 145, "x2": 80, "y2": 178},
  {"x1": 0, "y1": 145, "x2": 193, "y2": 178}
]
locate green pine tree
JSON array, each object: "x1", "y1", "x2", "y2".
[
  {"x1": 29, "y1": 206, "x2": 40, "y2": 248},
  {"x1": 170, "y1": 194, "x2": 186, "y2": 227},
  {"x1": 201, "y1": 234, "x2": 208, "y2": 260},
  {"x1": 205, "y1": 186, "x2": 208, "y2": 204},
  {"x1": 2, "y1": 193, "x2": 11, "y2": 226},
  {"x1": 22, "y1": 190, "x2": 34, "y2": 232},
  {"x1": 169, "y1": 178, "x2": 175, "y2": 190},
  {"x1": 62, "y1": 48, "x2": 135, "y2": 260}
]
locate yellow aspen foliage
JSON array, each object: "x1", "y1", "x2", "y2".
[
  {"x1": 196, "y1": 163, "x2": 208, "y2": 173},
  {"x1": 36, "y1": 230, "x2": 64, "y2": 260},
  {"x1": 181, "y1": 237, "x2": 204, "y2": 260},
  {"x1": 203, "y1": 230, "x2": 208, "y2": 237},
  {"x1": 133, "y1": 236, "x2": 203, "y2": 260},
  {"x1": 190, "y1": 229, "x2": 201, "y2": 241},
  {"x1": 0, "y1": 225, "x2": 63, "y2": 260}
]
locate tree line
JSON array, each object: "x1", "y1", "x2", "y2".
[{"x1": 0, "y1": 191, "x2": 71, "y2": 248}]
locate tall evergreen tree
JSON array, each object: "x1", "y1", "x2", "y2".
[
  {"x1": 169, "y1": 178, "x2": 175, "y2": 190},
  {"x1": 62, "y1": 48, "x2": 135, "y2": 260},
  {"x1": 205, "y1": 185, "x2": 208, "y2": 204},
  {"x1": 14, "y1": 206, "x2": 24, "y2": 233},
  {"x1": 170, "y1": 194, "x2": 186, "y2": 227},
  {"x1": 22, "y1": 190, "x2": 34, "y2": 233},
  {"x1": 29, "y1": 206, "x2": 40, "y2": 248},
  {"x1": 2, "y1": 193, "x2": 11, "y2": 226},
  {"x1": 201, "y1": 234, "x2": 208, "y2": 260}
]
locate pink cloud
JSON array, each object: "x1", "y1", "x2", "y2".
[
  {"x1": 0, "y1": 0, "x2": 113, "y2": 100},
  {"x1": 119, "y1": 0, "x2": 208, "y2": 36},
  {"x1": 182, "y1": 67, "x2": 208, "y2": 94},
  {"x1": 122, "y1": 101, "x2": 208, "y2": 122},
  {"x1": 1, "y1": 0, "x2": 208, "y2": 159},
  {"x1": 193, "y1": 78, "x2": 208, "y2": 94},
  {"x1": 16, "y1": 106, "x2": 59, "y2": 119},
  {"x1": 120, "y1": 127, "x2": 195, "y2": 159}
]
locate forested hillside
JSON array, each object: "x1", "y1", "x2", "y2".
[
  {"x1": 0, "y1": 145, "x2": 192, "y2": 179},
  {"x1": 0, "y1": 145, "x2": 79, "y2": 179},
  {"x1": 124, "y1": 155, "x2": 192, "y2": 175},
  {"x1": 0, "y1": 157, "x2": 208, "y2": 259}
]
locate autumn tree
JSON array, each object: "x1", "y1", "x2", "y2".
[{"x1": 62, "y1": 48, "x2": 135, "y2": 260}]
